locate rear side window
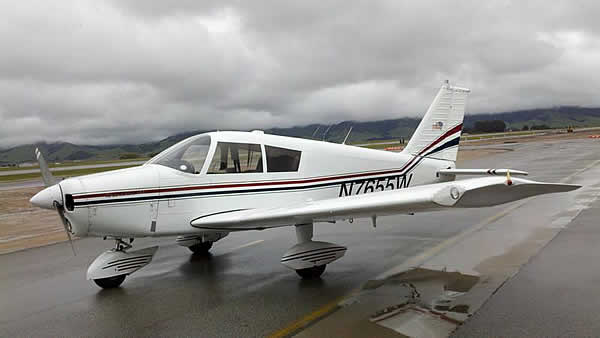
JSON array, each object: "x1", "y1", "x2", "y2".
[
  {"x1": 208, "y1": 142, "x2": 263, "y2": 174},
  {"x1": 265, "y1": 146, "x2": 301, "y2": 172}
]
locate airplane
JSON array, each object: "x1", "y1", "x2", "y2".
[{"x1": 30, "y1": 81, "x2": 580, "y2": 289}]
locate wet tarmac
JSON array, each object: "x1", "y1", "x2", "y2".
[
  {"x1": 453, "y1": 193, "x2": 600, "y2": 337},
  {"x1": 0, "y1": 138, "x2": 598, "y2": 337}
]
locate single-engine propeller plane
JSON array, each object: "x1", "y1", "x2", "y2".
[{"x1": 30, "y1": 81, "x2": 580, "y2": 288}]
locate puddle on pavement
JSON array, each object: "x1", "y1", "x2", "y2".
[{"x1": 360, "y1": 268, "x2": 479, "y2": 337}]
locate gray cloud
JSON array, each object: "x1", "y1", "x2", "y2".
[{"x1": 1, "y1": 0, "x2": 600, "y2": 147}]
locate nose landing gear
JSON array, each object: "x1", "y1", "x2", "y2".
[{"x1": 87, "y1": 238, "x2": 158, "y2": 289}]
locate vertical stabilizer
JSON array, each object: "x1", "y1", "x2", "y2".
[{"x1": 402, "y1": 81, "x2": 470, "y2": 162}]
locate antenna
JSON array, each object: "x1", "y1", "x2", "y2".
[
  {"x1": 322, "y1": 124, "x2": 332, "y2": 141},
  {"x1": 311, "y1": 125, "x2": 321, "y2": 138},
  {"x1": 342, "y1": 126, "x2": 353, "y2": 145}
]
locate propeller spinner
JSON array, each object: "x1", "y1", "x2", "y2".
[{"x1": 30, "y1": 148, "x2": 76, "y2": 255}]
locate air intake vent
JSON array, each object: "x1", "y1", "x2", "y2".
[{"x1": 65, "y1": 194, "x2": 74, "y2": 211}]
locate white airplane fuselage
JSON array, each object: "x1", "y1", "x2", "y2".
[{"x1": 59, "y1": 131, "x2": 455, "y2": 239}]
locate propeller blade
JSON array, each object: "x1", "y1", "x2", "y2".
[
  {"x1": 35, "y1": 148, "x2": 56, "y2": 187},
  {"x1": 54, "y1": 201, "x2": 76, "y2": 256}
]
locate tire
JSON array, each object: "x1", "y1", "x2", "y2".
[
  {"x1": 93, "y1": 274, "x2": 126, "y2": 289},
  {"x1": 189, "y1": 241, "x2": 213, "y2": 254},
  {"x1": 296, "y1": 265, "x2": 326, "y2": 279}
]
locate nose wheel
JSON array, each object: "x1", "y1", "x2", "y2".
[
  {"x1": 296, "y1": 264, "x2": 326, "y2": 279},
  {"x1": 93, "y1": 274, "x2": 126, "y2": 289},
  {"x1": 188, "y1": 241, "x2": 213, "y2": 254}
]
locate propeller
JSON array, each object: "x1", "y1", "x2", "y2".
[
  {"x1": 34, "y1": 148, "x2": 76, "y2": 255},
  {"x1": 35, "y1": 148, "x2": 56, "y2": 186},
  {"x1": 54, "y1": 200, "x2": 76, "y2": 255}
]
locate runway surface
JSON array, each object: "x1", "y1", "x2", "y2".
[
  {"x1": 0, "y1": 138, "x2": 598, "y2": 337},
  {"x1": 0, "y1": 179, "x2": 44, "y2": 191},
  {"x1": 0, "y1": 161, "x2": 145, "y2": 176}
]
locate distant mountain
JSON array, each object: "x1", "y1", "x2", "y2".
[
  {"x1": 2, "y1": 106, "x2": 600, "y2": 164},
  {"x1": 464, "y1": 106, "x2": 600, "y2": 130}
]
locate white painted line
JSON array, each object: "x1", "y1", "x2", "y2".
[
  {"x1": 560, "y1": 159, "x2": 600, "y2": 183},
  {"x1": 375, "y1": 201, "x2": 528, "y2": 280},
  {"x1": 375, "y1": 158, "x2": 600, "y2": 280},
  {"x1": 227, "y1": 239, "x2": 264, "y2": 253}
]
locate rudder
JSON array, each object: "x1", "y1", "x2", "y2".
[{"x1": 402, "y1": 81, "x2": 470, "y2": 162}]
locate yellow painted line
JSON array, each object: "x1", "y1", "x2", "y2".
[{"x1": 268, "y1": 295, "x2": 347, "y2": 338}]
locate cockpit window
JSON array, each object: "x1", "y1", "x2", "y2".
[
  {"x1": 265, "y1": 145, "x2": 301, "y2": 172},
  {"x1": 207, "y1": 142, "x2": 263, "y2": 174},
  {"x1": 148, "y1": 135, "x2": 210, "y2": 174}
]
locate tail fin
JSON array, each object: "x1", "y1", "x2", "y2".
[{"x1": 402, "y1": 81, "x2": 470, "y2": 162}]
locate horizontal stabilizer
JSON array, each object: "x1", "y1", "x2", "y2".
[
  {"x1": 438, "y1": 168, "x2": 528, "y2": 177},
  {"x1": 453, "y1": 177, "x2": 578, "y2": 207},
  {"x1": 190, "y1": 177, "x2": 580, "y2": 230}
]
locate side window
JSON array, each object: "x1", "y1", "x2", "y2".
[
  {"x1": 207, "y1": 142, "x2": 263, "y2": 174},
  {"x1": 180, "y1": 143, "x2": 210, "y2": 174},
  {"x1": 265, "y1": 146, "x2": 301, "y2": 172},
  {"x1": 149, "y1": 135, "x2": 210, "y2": 174}
]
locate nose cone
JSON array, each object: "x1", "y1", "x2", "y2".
[{"x1": 30, "y1": 184, "x2": 62, "y2": 210}]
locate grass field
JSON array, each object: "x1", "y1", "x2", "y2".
[{"x1": 0, "y1": 165, "x2": 138, "y2": 183}]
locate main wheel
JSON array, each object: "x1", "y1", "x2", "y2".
[
  {"x1": 93, "y1": 274, "x2": 126, "y2": 289},
  {"x1": 189, "y1": 241, "x2": 213, "y2": 254},
  {"x1": 296, "y1": 264, "x2": 326, "y2": 279}
]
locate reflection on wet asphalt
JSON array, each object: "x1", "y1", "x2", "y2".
[{"x1": 0, "y1": 139, "x2": 598, "y2": 337}]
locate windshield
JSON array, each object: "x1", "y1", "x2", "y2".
[{"x1": 148, "y1": 135, "x2": 211, "y2": 174}]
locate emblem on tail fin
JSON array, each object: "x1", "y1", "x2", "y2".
[{"x1": 432, "y1": 121, "x2": 444, "y2": 130}]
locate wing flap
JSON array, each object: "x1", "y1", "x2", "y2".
[
  {"x1": 438, "y1": 168, "x2": 528, "y2": 176},
  {"x1": 190, "y1": 177, "x2": 580, "y2": 230}
]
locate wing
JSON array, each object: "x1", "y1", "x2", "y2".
[{"x1": 191, "y1": 177, "x2": 580, "y2": 231}]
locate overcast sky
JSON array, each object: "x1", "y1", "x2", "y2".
[{"x1": 1, "y1": 0, "x2": 600, "y2": 147}]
